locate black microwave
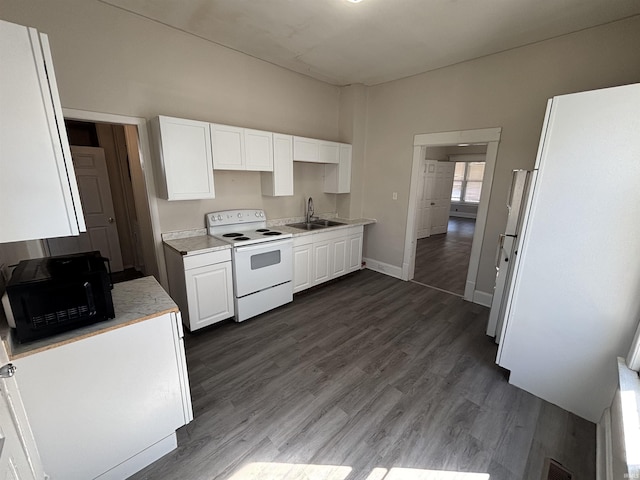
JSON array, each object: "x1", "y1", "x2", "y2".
[{"x1": 4, "y1": 252, "x2": 115, "y2": 343}]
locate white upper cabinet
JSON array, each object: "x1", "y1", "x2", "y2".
[
  {"x1": 244, "y1": 128, "x2": 273, "y2": 171},
  {"x1": 211, "y1": 124, "x2": 244, "y2": 170},
  {"x1": 293, "y1": 137, "x2": 341, "y2": 164},
  {"x1": 151, "y1": 116, "x2": 215, "y2": 201},
  {"x1": 319, "y1": 141, "x2": 340, "y2": 164},
  {"x1": 212, "y1": 125, "x2": 273, "y2": 172},
  {"x1": 261, "y1": 133, "x2": 293, "y2": 197},
  {"x1": 0, "y1": 19, "x2": 85, "y2": 243},
  {"x1": 324, "y1": 144, "x2": 352, "y2": 193},
  {"x1": 293, "y1": 136, "x2": 320, "y2": 162}
]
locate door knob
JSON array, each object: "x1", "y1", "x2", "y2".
[
  {"x1": 108, "y1": 217, "x2": 114, "y2": 223},
  {"x1": 0, "y1": 363, "x2": 16, "y2": 378}
]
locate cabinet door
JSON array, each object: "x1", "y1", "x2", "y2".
[
  {"x1": 331, "y1": 237, "x2": 347, "y2": 278},
  {"x1": 212, "y1": 124, "x2": 245, "y2": 170},
  {"x1": 244, "y1": 128, "x2": 273, "y2": 171},
  {"x1": 262, "y1": 133, "x2": 293, "y2": 196},
  {"x1": 185, "y1": 262, "x2": 234, "y2": 330},
  {"x1": 312, "y1": 240, "x2": 331, "y2": 285},
  {"x1": 347, "y1": 231, "x2": 363, "y2": 273},
  {"x1": 319, "y1": 141, "x2": 340, "y2": 164},
  {"x1": 293, "y1": 243, "x2": 313, "y2": 293},
  {"x1": 293, "y1": 136, "x2": 320, "y2": 163},
  {"x1": 154, "y1": 116, "x2": 215, "y2": 200},
  {"x1": 324, "y1": 144, "x2": 352, "y2": 194},
  {"x1": 0, "y1": 21, "x2": 85, "y2": 242}
]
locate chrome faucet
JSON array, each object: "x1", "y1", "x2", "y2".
[{"x1": 306, "y1": 197, "x2": 316, "y2": 223}]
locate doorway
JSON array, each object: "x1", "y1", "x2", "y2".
[
  {"x1": 412, "y1": 148, "x2": 487, "y2": 296},
  {"x1": 41, "y1": 109, "x2": 167, "y2": 288},
  {"x1": 403, "y1": 128, "x2": 501, "y2": 304}
]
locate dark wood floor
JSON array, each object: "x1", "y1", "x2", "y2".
[
  {"x1": 413, "y1": 217, "x2": 475, "y2": 296},
  {"x1": 129, "y1": 269, "x2": 595, "y2": 480}
]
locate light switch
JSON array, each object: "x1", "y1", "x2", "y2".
[{"x1": 392, "y1": 192, "x2": 398, "y2": 200}]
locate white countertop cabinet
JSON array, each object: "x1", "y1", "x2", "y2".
[
  {"x1": 293, "y1": 225, "x2": 363, "y2": 293},
  {"x1": 151, "y1": 116, "x2": 215, "y2": 200},
  {"x1": 0, "y1": 19, "x2": 85, "y2": 242},
  {"x1": 165, "y1": 246, "x2": 234, "y2": 330},
  {"x1": 13, "y1": 309, "x2": 192, "y2": 480}
]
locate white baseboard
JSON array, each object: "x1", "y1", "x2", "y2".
[
  {"x1": 473, "y1": 290, "x2": 493, "y2": 308},
  {"x1": 363, "y1": 257, "x2": 403, "y2": 280},
  {"x1": 449, "y1": 212, "x2": 477, "y2": 219}
]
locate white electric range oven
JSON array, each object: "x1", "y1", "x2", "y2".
[{"x1": 206, "y1": 209, "x2": 292, "y2": 322}]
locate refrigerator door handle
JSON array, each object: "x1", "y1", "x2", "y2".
[{"x1": 495, "y1": 234, "x2": 506, "y2": 271}]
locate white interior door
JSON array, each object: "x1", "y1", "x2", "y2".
[
  {"x1": 416, "y1": 160, "x2": 437, "y2": 239},
  {"x1": 0, "y1": 344, "x2": 44, "y2": 480},
  {"x1": 47, "y1": 146, "x2": 124, "y2": 272},
  {"x1": 430, "y1": 162, "x2": 455, "y2": 235}
]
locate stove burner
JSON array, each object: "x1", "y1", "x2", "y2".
[
  {"x1": 234, "y1": 237, "x2": 250, "y2": 241},
  {"x1": 256, "y1": 229, "x2": 269, "y2": 232},
  {"x1": 263, "y1": 231, "x2": 282, "y2": 236},
  {"x1": 223, "y1": 233, "x2": 242, "y2": 238}
]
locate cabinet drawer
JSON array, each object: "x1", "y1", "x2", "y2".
[{"x1": 183, "y1": 249, "x2": 231, "y2": 270}]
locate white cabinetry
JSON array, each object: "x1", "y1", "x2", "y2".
[
  {"x1": 164, "y1": 246, "x2": 234, "y2": 331},
  {"x1": 0, "y1": 19, "x2": 85, "y2": 243},
  {"x1": 293, "y1": 225, "x2": 364, "y2": 293},
  {"x1": 211, "y1": 124, "x2": 244, "y2": 170},
  {"x1": 293, "y1": 237, "x2": 313, "y2": 293},
  {"x1": 324, "y1": 144, "x2": 352, "y2": 193},
  {"x1": 212, "y1": 124, "x2": 274, "y2": 172},
  {"x1": 151, "y1": 116, "x2": 215, "y2": 200},
  {"x1": 13, "y1": 311, "x2": 192, "y2": 480},
  {"x1": 245, "y1": 128, "x2": 274, "y2": 171},
  {"x1": 262, "y1": 133, "x2": 294, "y2": 197},
  {"x1": 293, "y1": 137, "x2": 341, "y2": 164}
]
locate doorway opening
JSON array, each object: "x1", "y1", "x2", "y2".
[
  {"x1": 40, "y1": 109, "x2": 167, "y2": 288},
  {"x1": 412, "y1": 148, "x2": 487, "y2": 296},
  {"x1": 403, "y1": 128, "x2": 501, "y2": 304}
]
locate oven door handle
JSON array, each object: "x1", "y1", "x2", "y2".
[{"x1": 234, "y1": 238, "x2": 293, "y2": 253}]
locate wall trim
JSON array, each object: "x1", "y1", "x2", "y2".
[
  {"x1": 473, "y1": 290, "x2": 493, "y2": 308},
  {"x1": 364, "y1": 257, "x2": 403, "y2": 280}
]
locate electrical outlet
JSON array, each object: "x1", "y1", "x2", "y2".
[{"x1": 392, "y1": 192, "x2": 398, "y2": 200}]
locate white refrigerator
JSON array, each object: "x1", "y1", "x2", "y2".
[{"x1": 495, "y1": 83, "x2": 640, "y2": 423}]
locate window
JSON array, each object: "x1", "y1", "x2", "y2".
[{"x1": 451, "y1": 162, "x2": 485, "y2": 203}]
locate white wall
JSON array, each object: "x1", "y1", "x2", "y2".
[
  {"x1": 361, "y1": 16, "x2": 640, "y2": 294},
  {"x1": 0, "y1": 0, "x2": 342, "y2": 234}
]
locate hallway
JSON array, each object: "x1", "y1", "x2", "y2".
[{"x1": 413, "y1": 217, "x2": 475, "y2": 295}]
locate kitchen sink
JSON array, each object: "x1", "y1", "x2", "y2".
[{"x1": 286, "y1": 219, "x2": 346, "y2": 230}]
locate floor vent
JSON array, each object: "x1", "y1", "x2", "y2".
[{"x1": 543, "y1": 458, "x2": 573, "y2": 480}]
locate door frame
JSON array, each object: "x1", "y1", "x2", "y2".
[
  {"x1": 403, "y1": 127, "x2": 501, "y2": 303},
  {"x1": 58, "y1": 109, "x2": 167, "y2": 288}
]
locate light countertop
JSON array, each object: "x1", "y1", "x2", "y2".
[
  {"x1": 162, "y1": 217, "x2": 376, "y2": 256},
  {"x1": 2, "y1": 276, "x2": 178, "y2": 360}
]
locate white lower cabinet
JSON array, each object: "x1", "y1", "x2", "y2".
[
  {"x1": 13, "y1": 312, "x2": 192, "y2": 480},
  {"x1": 165, "y1": 246, "x2": 234, "y2": 330},
  {"x1": 293, "y1": 225, "x2": 363, "y2": 293},
  {"x1": 293, "y1": 240, "x2": 313, "y2": 293}
]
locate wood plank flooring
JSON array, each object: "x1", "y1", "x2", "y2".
[
  {"x1": 129, "y1": 269, "x2": 595, "y2": 480},
  {"x1": 413, "y1": 217, "x2": 475, "y2": 296}
]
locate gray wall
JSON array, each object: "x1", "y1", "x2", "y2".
[{"x1": 361, "y1": 16, "x2": 640, "y2": 294}]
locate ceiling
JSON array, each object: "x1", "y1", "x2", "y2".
[{"x1": 100, "y1": 0, "x2": 640, "y2": 86}]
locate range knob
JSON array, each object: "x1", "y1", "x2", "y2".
[
  {"x1": 237, "y1": 212, "x2": 243, "y2": 218},
  {"x1": 217, "y1": 215, "x2": 223, "y2": 221},
  {"x1": 260, "y1": 212, "x2": 264, "y2": 217}
]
